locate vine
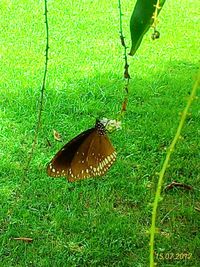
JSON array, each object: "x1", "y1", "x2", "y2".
[
  {"x1": 149, "y1": 70, "x2": 200, "y2": 267},
  {"x1": 24, "y1": 0, "x2": 49, "y2": 175},
  {"x1": 118, "y1": 0, "x2": 130, "y2": 120}
]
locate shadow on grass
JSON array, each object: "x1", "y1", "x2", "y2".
[{"x1": 1, "y1": 59, "x2": 199, "y2": 266}]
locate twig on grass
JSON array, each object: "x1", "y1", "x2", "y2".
[
  {"x1": 13, "y1": 237, "x2": 33, "y2": 243},
  {"x1": 164, "y1": 181, "x2": 193, "y2": 191}
]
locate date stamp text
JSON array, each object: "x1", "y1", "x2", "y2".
[{"x1": 155, "y1": 252, "x2": 192, "y2": 261}]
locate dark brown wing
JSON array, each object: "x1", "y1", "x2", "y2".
[
  {"x1": 47, "y1": 120, "x2": 116, "y2": 182},
  {"x1": 68, "y1": 130, "x2": 116, "y2": 182},
  {"x1": 47, "y1": 127, "x2": 94, "y2": 178},
  {"x1": 88, "y1": 134, "x2": 116, "y2": 177}
]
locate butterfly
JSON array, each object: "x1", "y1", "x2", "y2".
[{"x1": 47, "y1": 120, "x2": 117, "y2": 182}]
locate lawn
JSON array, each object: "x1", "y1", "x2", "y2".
[{"x1": 0, "y1": 0, "x2": 199, "y2": 266}]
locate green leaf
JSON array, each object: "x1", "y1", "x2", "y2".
[{"x1": 129, "y1": 0, "x2": 166, "y2": 56}]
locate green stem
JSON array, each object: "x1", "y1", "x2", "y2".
[
  {"x1": 118, "y1": 0, "x2": 130, "y2": 120},
  {"x1": 150, "y1": 70, "x2": 200, "y2": 267},
  {"x1": 24, "y1": 0, "x2": 49, "y2": 175}
]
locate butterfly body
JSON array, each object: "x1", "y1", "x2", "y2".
[{"x1": 47, "y1": 120, "x2": 116, "y2": 182}]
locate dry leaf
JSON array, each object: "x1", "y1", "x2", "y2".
[
  {"x1": 53, "y1": 129, "x2": 62, "y2": 141},
  {"x1": 122, "y1": 98, "x2": 128, "y2": 112}
]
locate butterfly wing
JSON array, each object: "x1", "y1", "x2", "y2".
[
  {"x1": 69, "y1": 130, "x2": 116, "y2": 181},
  {"x1": 87, "y1": 134, "x2": 116, "y2": 177},
  {"x1": 67, "y1": 130, "x2": 97, "y2": 181},
  {"x1": 47, "y1": 127, "x2": 94, "y2": 178},
  {"x1": 47, "y1": 121, "x2": 116, "y2": 182}
]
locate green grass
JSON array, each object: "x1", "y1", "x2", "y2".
[{"x1": 0, "y1": 0, "x2": 199, "y2": 266}]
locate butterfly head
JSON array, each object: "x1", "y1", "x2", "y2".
[
  {"x1": 95, "y1": 120, "x2": 106, "y2": 136},
  {"x1": 97, "y1": 118, "x2": 122, "y2": 133}
]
